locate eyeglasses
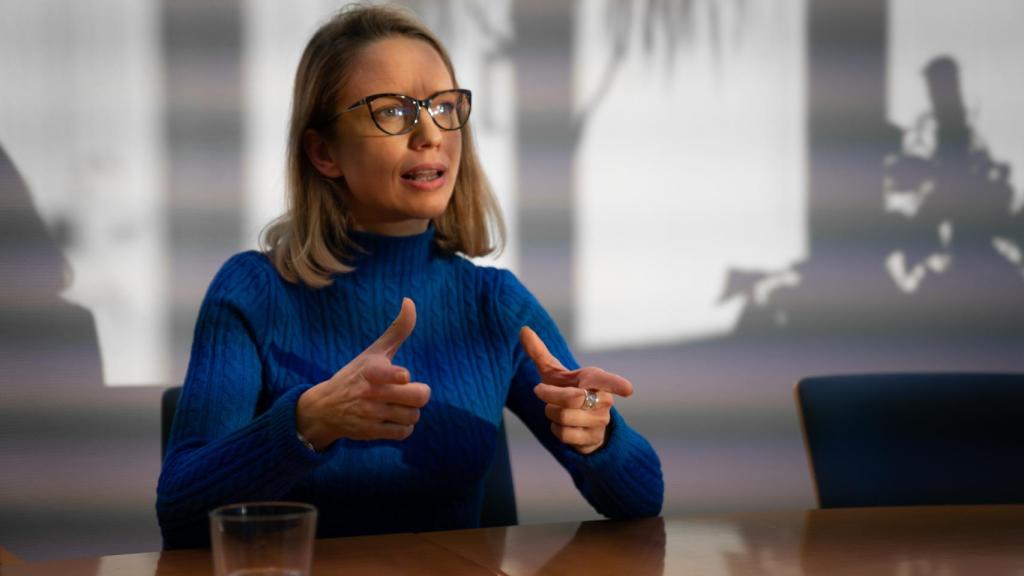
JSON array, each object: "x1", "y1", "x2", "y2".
[{"x1": 330, "y1": 88, "x2": 472, "y2": 136}]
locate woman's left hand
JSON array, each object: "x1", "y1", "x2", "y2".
[{"x1": 519, "y1": 327, "x2": 634, "y2": 455}]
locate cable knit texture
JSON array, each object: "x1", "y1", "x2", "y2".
[{"x1": 156, "y1": 226, "x2": 663, "y2": 549}]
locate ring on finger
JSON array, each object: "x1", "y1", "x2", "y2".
[{"x1": 581, "y1": 389, "x2": 599, "y2": 410}]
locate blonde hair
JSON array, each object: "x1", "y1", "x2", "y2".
[{"x1": 261, "y1": 3, "x2": 505, "y2": 288}]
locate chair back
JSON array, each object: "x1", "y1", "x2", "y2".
[
  {"x1": 796, "y1": 373, "x2": 1024, "y2": 508},
  {"x1": 160, "y1": 386, "x2": 517, "y2": 526},
  {"x1": 161, "y1": 386, "x2": 182, "y2": 460}
]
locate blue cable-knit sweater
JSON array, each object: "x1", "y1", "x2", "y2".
[{"x1": 156, "y1": 226, "x2": 663, "y2": 549}]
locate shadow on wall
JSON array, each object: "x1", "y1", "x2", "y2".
[
  {"x1": 575, "y1": 0, "x2": 1024, "y2": 519},
  {"x1": 659, "y1": 5, "x2": 1024, "y2": 400},
  {"x1": 726, "y1": 56, "x2": 1024, "y2": 338},
  {"x1": 0, "y1": 144, "x2": 163, "y2": 561}
]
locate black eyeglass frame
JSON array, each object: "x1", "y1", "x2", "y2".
[{"x1": 328, "y1": 88, "x2": 472, "y2": 136}]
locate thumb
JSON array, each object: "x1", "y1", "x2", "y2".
[
  {"x1": 366, "y1": 297, "x2": 417, "y2": 359},
  {"x1": 520, "y1": 326, "x2": 577, "y2": 387}
]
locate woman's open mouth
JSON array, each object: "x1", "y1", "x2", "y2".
[
  {"x1": 401, "y1": 168, "x2": 444, "y2": 182},
  {"x1": 400, "y1": 164, "x2": 447, "y2": 190}
]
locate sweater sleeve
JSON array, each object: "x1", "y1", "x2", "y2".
[
  {"x1": 494, "y1": 270, "x2": 664, "y2": 519},
  {"x1": 156, "y1": 253, "x2": 339, "y2": 549}
]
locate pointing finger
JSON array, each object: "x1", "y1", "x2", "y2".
[
  {"x1": 366, "y1": 298, "x2": 417, "y2": 359},
  {"x1": 366, "y1": 382, "x2": 431, "y2": 408},
  {"x1": 535, "y1": 383, "x2": 590, "y2": 408},
  {"x1": 577, "y1": 366, "x2": 634, "y2": 398},
  {"x1": 362, "y1": 355, "x2": 410, "y2": 385}
]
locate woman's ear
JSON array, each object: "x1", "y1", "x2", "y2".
[{"x1": 303, "y1": 129, "x2": 343, "y2": 178}]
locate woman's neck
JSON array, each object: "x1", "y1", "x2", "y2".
[{"x1": 351, "y1": 218, "x2": 429, "y2": 237}]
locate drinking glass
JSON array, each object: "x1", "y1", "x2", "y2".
[{"x1": 209, "y1": 502, "x2": 317, "y2": 576}]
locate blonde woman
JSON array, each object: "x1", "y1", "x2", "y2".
[{"x1": 157, "y1": 4, "x2": 662, "y2": 548}]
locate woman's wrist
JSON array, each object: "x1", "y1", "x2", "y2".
[{"x1": 296, "y1": 385, "x2": 333, "y2": 452}]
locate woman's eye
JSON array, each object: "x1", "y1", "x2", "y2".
[
  {"x1": 379, "y1": 106, "x2": 408, "y2": 118},
  {"x1": 433, "y1": 102, "x2": 455, "y2": 115}
]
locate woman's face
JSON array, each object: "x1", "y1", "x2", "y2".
[{"x1": 331, "y1": 37, "x2": 462, "y2": 235}]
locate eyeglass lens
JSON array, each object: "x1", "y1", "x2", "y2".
[{"x1": 369, "y1": 90, "x2": 470, "y2": 135}]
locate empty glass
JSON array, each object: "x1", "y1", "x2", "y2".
[{"x1": 209, "y1": 502, "x2": 317, "y2": 576}]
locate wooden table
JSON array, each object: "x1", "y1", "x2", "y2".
[{"x1": 3, "y1": 506, "x2": 1023, "y2": 575}]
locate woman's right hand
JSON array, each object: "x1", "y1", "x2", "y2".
[{"x1": 296, "y1": 298, "x2": 430, "y2": 451}]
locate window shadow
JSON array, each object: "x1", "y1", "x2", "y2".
[{"x1": 0, "y1": 143, "x2": 163, "y2": 560}]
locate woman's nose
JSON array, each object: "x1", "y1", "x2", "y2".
[{"x1": 408, "y1": 107, "x2": 443, "y2": 149}]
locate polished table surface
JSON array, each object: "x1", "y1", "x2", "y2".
[{"x1": 3, "y1": 505, "x2": 1023, "y2": 575}]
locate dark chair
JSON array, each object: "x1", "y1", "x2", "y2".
[
  {"x1": 796, "y1": 373, "x2": 1024, "y2": 508},
  {"x1": 160, "y1": 386, "x2": 182, "y2": 461},
  {"x1": 161, "y1": 386, "x2": 517, "y2": 527}
]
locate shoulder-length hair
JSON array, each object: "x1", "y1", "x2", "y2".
[{"x1": 261, "y1": 3, "x2": 505, "y2": 288}]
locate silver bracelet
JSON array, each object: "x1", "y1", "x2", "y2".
[{"x1": 296, "y1": 431, "x2": 318, "y2": 453}]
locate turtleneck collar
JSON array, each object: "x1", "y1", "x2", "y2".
[{"x1": 344, "y1": 224, "x2": 438, "y2": 276}]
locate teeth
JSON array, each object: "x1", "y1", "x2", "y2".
[{"x1": 405, "y1": 170, "x2": 440, "y2": 181}]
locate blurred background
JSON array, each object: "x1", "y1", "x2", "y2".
[{"x1": 2, "y1": 0, "x2": 1023, "y2": 561}]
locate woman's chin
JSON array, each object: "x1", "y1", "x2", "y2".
[
  {"x1": 354, "y1": 200, "x2": 450, "y2": 234},
  {"x1": 406, "y1": 188, "x2": 455, "y2": 219}
]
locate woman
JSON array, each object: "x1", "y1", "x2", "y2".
[{"x1": 156, "y1": 4, "x2": 663, "y2": 549}]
